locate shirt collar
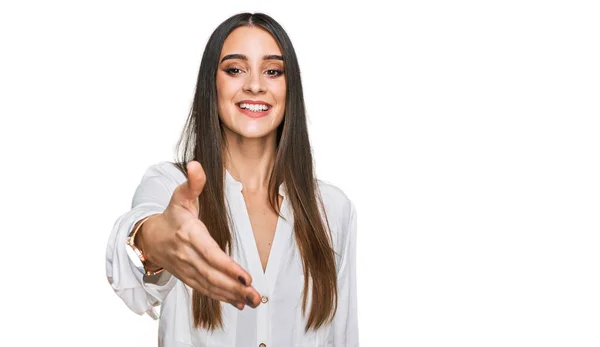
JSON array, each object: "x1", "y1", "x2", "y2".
[{"x1": 225, "y1": 169, "x2": 286, "y2": 197}]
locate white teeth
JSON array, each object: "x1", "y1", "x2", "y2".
[{"x1": 239, "y1": 103, "x2": 269, "y2": 112}]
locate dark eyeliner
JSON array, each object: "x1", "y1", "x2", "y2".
[
  {"x1": 266, "y1": 69, "x2": 284, "y2": 77},
  {"x1": 225, "y1": 67, "x2": 242, "y2": 75}
]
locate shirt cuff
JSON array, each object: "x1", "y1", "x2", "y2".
[{"x1": 125, "y1": 212, "x2": 175, "y2": 288}]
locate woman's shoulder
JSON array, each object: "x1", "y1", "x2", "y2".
[
  {"x1": 141, "y1": 161, "x2": 187, "y2": 187},
  {"x1": 315, "y1": 179, "x2": 356, "y2": 265},
  {"x1": 315, "y1": 178, "x2": 354, "y2": 223}
]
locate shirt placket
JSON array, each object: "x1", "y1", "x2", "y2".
[
  {"x1": 227, "y1": 171, "x2": 290, "y2": 347},
  {"x1": 256, "y1": 286, "x2": 270, "y2": 347}
]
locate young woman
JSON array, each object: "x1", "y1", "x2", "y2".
[{"x1": 106, "y1": 12, "x2": 358, "y2": 347}]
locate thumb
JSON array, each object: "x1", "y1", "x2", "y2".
[{"x1": 174, "y1": 160, "x2": 206, "y2": 210}]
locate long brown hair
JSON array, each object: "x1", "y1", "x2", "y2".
[{"x1": 172, "y1": 12, "x2": 336, "y2": 332}]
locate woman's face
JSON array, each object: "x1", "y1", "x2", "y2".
[{"x1": 216, "y1": 26, "x2": 286, "y2": 139}]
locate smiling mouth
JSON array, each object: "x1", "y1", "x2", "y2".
[{"x1": 236, "y1": 102, "x2": 272, "y2": 113}]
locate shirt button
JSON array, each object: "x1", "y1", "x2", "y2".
[
  {"x1": 261, "y1": 296, "x2": 269, "y2": 304},
  {"x1": 259, "y1": 344, "x2": 266, "y2": 347}
]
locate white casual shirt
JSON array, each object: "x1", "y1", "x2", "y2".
[{"x1": 106, "y1": 161, "x2": 358, "y2": 347}]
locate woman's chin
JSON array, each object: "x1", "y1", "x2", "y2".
[
  {"x1": 229, "y1": 126, "x2": 277, "y2": 139},
  {"x1": 220, "y1": 114, "x2": 283, "y2": 139}
]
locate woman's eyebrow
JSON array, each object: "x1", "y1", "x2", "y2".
[
  {"x1": 220, "y1": 54, "x2": 284, "y2": 63},
  {"x1": 263, "y1": 54, "x2": 283, "y2": 61}
]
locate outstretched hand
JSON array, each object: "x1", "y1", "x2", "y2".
[{"x1": 140, "y1": 161, "x2": 261, "y2": 310}]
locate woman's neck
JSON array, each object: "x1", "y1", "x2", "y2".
[{"x1": 222, "y1": 130, "x2": 278, "y2": 194}]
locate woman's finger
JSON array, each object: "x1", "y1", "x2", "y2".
[
  {"x1": 186, "y1": 252, "x2": 260, "y2": 306},
  {"x1": 174, "y1": 246, "x2": 258, "y2": 305},
  {"x1": 185, "y1": 277, "x2": 245, "y2": 308},
  {"x1": 190, "y1": 233, "x2": 254, "y2": 287}
]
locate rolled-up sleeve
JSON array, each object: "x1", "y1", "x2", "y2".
[
  {"x1": 332, "y1": 200, "x2": 359, "y2": 346},
  {"x1": 105, "y1": 163, "x2": 180, "y2": 319}
]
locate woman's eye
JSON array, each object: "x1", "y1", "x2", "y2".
[
  {"x1": 266, "y1": 69, "x2": 284, "y2": 77},
  {"x1": 226, "y1": 68, "x2": 242, "y2": 75}
]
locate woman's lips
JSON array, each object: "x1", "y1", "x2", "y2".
[{"x1": 236, "y1": 104, "x2": 271, "y2": 118}]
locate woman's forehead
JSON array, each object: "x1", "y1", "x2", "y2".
[{"x1": 220, "y1": 26, "x2": 282, "y2": 59}]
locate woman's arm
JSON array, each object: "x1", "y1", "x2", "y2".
[
  {"x1": 106, "y1": 161, "x2": 261, "y2": 319},
  {"x1": 332, "y1": 199, "x2": 359, "y2": 346},
  {"x1": 105, "y1": 163, "x2": 179, "y2": 319}
]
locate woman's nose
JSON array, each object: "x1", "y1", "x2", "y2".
[{"x1": 243, "y1": 72, "x2": 266, "y2": 94}]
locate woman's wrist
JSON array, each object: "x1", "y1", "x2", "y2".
[{"x1": 134, "y1": 213, "x2": 163, "y2": 272}]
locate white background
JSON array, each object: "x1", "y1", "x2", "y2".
[{"x1": 1, "y1": 0, "x2": 599, "y2": 346}]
